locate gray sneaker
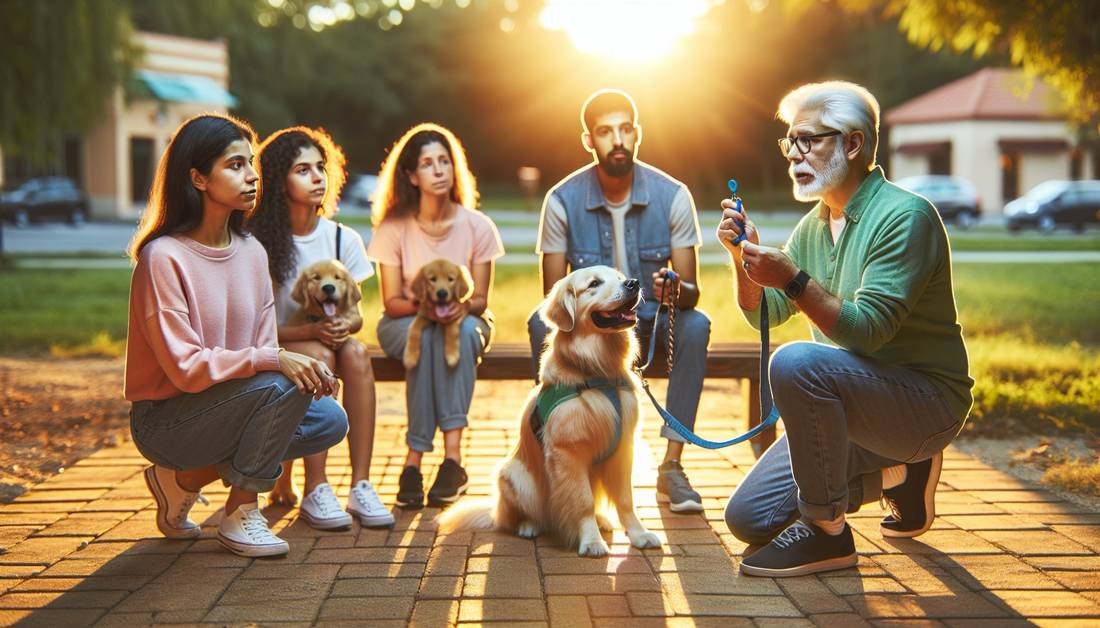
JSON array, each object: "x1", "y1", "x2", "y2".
[{"x1": 656, "y1": 460, "x2": 703, "y2": 513}]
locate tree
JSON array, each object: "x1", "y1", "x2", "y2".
[
  {"x1": 819, "y1": 0, "x2": 1100, "y2": 128},
  {"x1": 0, "y1": 0, "x2": 135, "y2": 162}
]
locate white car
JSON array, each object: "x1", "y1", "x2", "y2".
[{"x1": 895, "y1": 175, "x2": 982, "y2": 228}]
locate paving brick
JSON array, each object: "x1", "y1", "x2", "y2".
[
  {"x1": 1047, "y1": 570, "x2": 1100, "y2": 590},
  {"x1": 777, "y1": 577, "x2": 853, "y2": 615},
  {"x1": 665, "y1": 593, "x2": 803, "y2": 617},
  {"x1": 330, "y1": 577, "x2": 419, "y2": 597},
  {"x1": 931, "y1": 554, "x2": 1063, "y2": 590},
  {"x1": 11, "y1": 576, "x2": 149, "y2": 592},
  {"x1": 423, "y1": 545, "x2": 467, "y2": 577},
  {"x1": 825, "y1": 576, "x2": 907, "y2": 595},
  {"x1": 305, "y1": 546, "x2": 429, "y2": 564},
  {"x1": 318, "y1": 595, "x2": 414, "y2": 620},
  {"x1": 417, "y1": 575, "x2": 463, "y2": 599},
  {"x1": 646, "y1": 554, "x2": 739, "y2": 573},
  {"x1": 845, "y1": 592, "x2": 1006, "y2": 618},
  {"x1": 204, "y1": 597, "x2": 324, "y2": 623},
  {"x1": 409, "y1": 599, "x2": 458, "y2": 626},
  {"x1": 547, "y1": 595, "x2": 591, "y2": 627},
  {"x1": 1051, "y1": 524, "x2": 1100, "y2": 554},
  {"x1": 975, "y1": 530, "x2": 1094, "y2": 556},
  {"x1": 871, "y1": 530, "x2": 1003, "y2": 555},
  {"x1": 624, "y1": 591, "x2": 674, "y2": 617},
  {"x1": 540, "y1": 555, "x2": 652, "y2": 575},
  {"x1": 587, "y1": 594, "x2": 630, "y2": 617},
  {"x1": 218, "y1": 577, "x2": 333, "y2": 605},
  {"x1": 1022, "y1": 556, "x2": 1100, "y2": 572},
  {"x1": 463, "y1": 570, "x2": 543, "y2": 598},
  {"x1": 0, "y1": 589, "x2": 127, "y2": 609},
  {"x1": 0, "y1": 608, "x2": 104, "y2": 627},
  {"x1": 0, "y1": 536, "x2": 94, "y2": 565},
  {"x1": 459, "y1": 597, "x2": 547, "y2": 621},
  {"x1": 337, "y1": 561, "x2": 424, "y2": 579},
  {"x1": 545, "y1": 573, "x2": 660, "y2": 595},
  {"x1": 808, "y1": 612, "x2": 872, "y2": 627},
  {"x1": 983, "y1": 590, "x2": 1100, "y2": 617},
  {"x1": 241, "y1": 562, "x2": 341, "y2": 580},
  {"x1": 659, "y1": 571, "x2": 782, "y2": 596}
]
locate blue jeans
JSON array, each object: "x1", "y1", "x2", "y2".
[
  {"x1": 725, "y1": 341, "x2": 961, "y2": 545},
  {"x1": 376, "y1": 314, "x2": 492, "y2": 452},
  {"x1": 527, "y1": 305, "x2": 710, "y2": 443},
  {"x1": 130, "y1": 372, "x2": 348, "y2": 493}
]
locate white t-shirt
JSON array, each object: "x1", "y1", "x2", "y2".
[
  {"x1": 274, "y1": 217, "x2": 374, "y2": 325},
  {"x1": 830, "y1": 213, "x2": 847, "y2": 245},
  {"x1": 536, "y1": 186, "x2": 701, "y2": 272}
]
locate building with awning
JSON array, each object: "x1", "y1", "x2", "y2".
[
  {"x1": 80, "y1": 32, "x2": 237, "y2": 219},
  {"x1": 886, "y1": 68, "x2": 1095, "y2": 215}
]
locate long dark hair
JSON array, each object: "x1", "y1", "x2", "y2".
[
  {"x1": 249, "y1": 127, "x2": 347, "y2": 285},
  {"x1": 373, "y1": 122, "x2": 478, "y2": 227},
  {"x1": 127, "y1": 114, "x2": 257, "y2": 261}
]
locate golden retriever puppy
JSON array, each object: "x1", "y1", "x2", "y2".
[
  {"x1": 439, "y1": 266, "x2": 661, "y2": 557},
  {"x1": 404, "y1": 258, "x2": 474, "y2": 370},
  {"x1": 288, "y1": 259, "x2": 362, "y2": 331}
]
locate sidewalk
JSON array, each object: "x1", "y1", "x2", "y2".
[{"x1": 2, "y1": 380, "x2": 1099, "y2": 626}]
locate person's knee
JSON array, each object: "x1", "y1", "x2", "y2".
[
  {"x1": 316, "y1": 400, "x2": 349, "y2": 449},
  {"x1": 459, "y1": 316, "x2": 485, "y2": 349},
  {"x1": 769, "y1": 341, "x2": 824, "y2": 389},
  {"x1": 338, "y1": 338, "x2": 373, "y2": 379},
  {"x1": 677, "y1": 310, "x2": 711, "y2": 347},
  {"x1": 724, "y1": 493, "x2": 780, "y2": 546}
]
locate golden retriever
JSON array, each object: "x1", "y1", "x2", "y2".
[
  {"x1": 404, "y1": 258, "x2": 474, "y2": 369},
  {"x1": 288, "y1": 259, "x2": 362, "y2": 331},
  {"x1": 438, "y1": 265, "x2": 661, "y2": 557}
]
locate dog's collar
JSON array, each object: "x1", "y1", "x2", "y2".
[{"x1": 531, "y1": 377, "x2": 631, "y2": 465}]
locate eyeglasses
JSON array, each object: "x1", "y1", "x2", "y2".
[{"x1": 778, "y1": 130, "x2": 842, "y2": 156}]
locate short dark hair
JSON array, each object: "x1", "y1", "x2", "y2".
[{"x1": 581, "y1": 89, "x2": 637, "y2": 133}]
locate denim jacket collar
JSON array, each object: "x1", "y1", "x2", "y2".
[{"x1": 585, "y1": 162, "x2": 652, "y2": 211}]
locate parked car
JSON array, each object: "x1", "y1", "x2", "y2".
[
  {"x1": 341, "y1": 173, "x2": 378, "y2": 214},
  {"x1": 895, "y1": 175, "x2": 982, "y2": 228},
  {"x1": 0, "y1": 177, "x2": 89, "y2": 227},
  {"x1": 1005, "y1": 180, "x2": 1100, "y2": 233}
]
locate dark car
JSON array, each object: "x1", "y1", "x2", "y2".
[
  {"x1": 895, "y1": 175, "x2": 982, "y2": 228},
  {"x1": 1005, "y1": 180, "x2": 1100, "y2": 233},
  {"x1": 0, "y1": 177, "x2": 90, "y2": 227}
]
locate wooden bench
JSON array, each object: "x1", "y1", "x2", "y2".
[{"x1": 369, "y1": 341, "x2": 777, "y2": 456}]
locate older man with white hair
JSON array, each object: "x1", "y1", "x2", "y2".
[{"x1": 717, "y1": 81, "x2": 973, "y2": 577}]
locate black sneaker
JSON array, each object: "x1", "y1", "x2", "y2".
[
  {"x1": 656, "y1": 460, "x2": 703, "y2": 513},
  {"x1": 427, "y1": 458, "x2": 469, "y2": 507},
  {"x1": 396, "y1": 466, "x2": 424, "y2": 510},
  {"x1": 739, "y1": 520, "x2": 857, "y2": 577},
  {"x1": 880, "y1": 451, "x2": 942, "y2": 538}
]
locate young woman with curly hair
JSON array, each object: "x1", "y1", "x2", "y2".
[
  {"x1": 367, "y1": 123, "x2": 504, "y2": 509},
  {"x1": 250, "y1": 127, "x2": 393, "y2": 529},
  {"x1": 126, "y1": 114, "x2": 346, "y2": 557}
]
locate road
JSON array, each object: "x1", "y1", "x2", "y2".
[{"x1": 4, "y1": 212, "x2": 1099, "y2": 267}]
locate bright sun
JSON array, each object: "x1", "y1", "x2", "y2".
[{"x1": 539, "y1": 0, "x2": 714, "y2": 62}]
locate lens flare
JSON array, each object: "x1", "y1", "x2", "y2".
[{"x1": 540, "y1": 0, "x2": 713, "y2": 62}]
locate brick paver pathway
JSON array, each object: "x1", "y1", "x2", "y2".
[{"x1": 2, "y1": 380, "x2": 1099, "y2": 626}]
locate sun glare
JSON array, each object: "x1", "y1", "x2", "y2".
[{"x1": 540, "y1": 0, "x2": 714, "y2": 62}]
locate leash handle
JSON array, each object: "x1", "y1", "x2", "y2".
[{"x1": 727, "y1": 179, "x2": 748, "y2": 247}]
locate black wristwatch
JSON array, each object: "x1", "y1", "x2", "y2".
[{"x1": 784, "y1": 270, "x2": 810, "y2": 299}]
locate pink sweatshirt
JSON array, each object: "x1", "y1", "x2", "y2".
[{"x1": 124, "y1": 233, "x2": 282, "y2": 401}]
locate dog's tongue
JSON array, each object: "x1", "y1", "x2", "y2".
[
  {"x1": 322, "y1": 301, "x2": 337, "y2": 317},
  {"x1": 435, "y1": 304, "x2": 450, "y2": 320}
]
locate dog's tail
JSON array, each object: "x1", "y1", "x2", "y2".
[{"x1": 436, "y1": 498, "x2": 495, "y2": 534}]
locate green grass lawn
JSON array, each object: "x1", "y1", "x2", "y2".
[{"x1": 1, "y1": 262, "x2": 1096, "y2": 435}]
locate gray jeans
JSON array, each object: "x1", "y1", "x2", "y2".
[
  {"x1": 725, "y1": 341, "x2": 962, "y2": 545},
  {"x1": 527, "y1": 306, "x2": 711, "y2": 443},
  {"x1": 376, "y1": 314, "x2": 492, "y2": 452},
  {"x1": 130, "y1": 372, "x2": 349, "y2": 493}
]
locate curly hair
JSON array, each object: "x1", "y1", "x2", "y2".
[
  {"x1": 128, "y1": 114, "x2": 257, "y2": 261},
  {"x1": 372, "y1": 122, "x2": 478, "y2": 227},
  {"x1": 250, "y1": 126, "x2": 348, "y2": 285}
]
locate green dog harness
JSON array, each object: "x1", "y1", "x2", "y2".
[{"x1": 530, "y1": 378, "x2": 632, "y2": 465}]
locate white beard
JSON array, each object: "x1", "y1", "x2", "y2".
[{"x1": 790, "y1": 142, "x2": 849, "y2": 202}]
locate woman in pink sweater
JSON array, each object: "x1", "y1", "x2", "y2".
[{"x1": 125, "y1": 114, "x2": 347, "y2": 558}]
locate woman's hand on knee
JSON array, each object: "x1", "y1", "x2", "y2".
[{"x1": 278, "y1": 350, "x2": 341, "y2": 400}]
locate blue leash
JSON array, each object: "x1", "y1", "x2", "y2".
[{"x1": 634, "y1": 179, "x2": 781, "y2": 449}]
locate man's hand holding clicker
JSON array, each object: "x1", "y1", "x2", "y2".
[
  {"x1": 717, "y1": 198, "x2": 760, "y2": 260},
  {"x1": 740, "y1": 241, "x2": 799, "y2": 290}
]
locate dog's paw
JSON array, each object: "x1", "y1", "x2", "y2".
[
  {"x1": 444, "y1": 351, "x2": 459, "y2": 368},
  {"x1": 402, "y1": 355, "x2": 419, "y2": 370},
  {"x1": 578, "y1": 538, "x2": 610, "y2": 557},
  {"x1": 595, "y1": 513, "x2": 614, "y2": 532},
  {"x1": 516, "y1": 521, "x2": 540, "y2": 539},
  {"x1": 629, "y1": 531, "x2": 662, "y2": 550},
  {"x1": 268, "y1": 485, "x2": 299, "y2": 507}
]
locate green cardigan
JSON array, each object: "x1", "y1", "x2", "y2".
[{"x1": 741, "y1": 167, "x2": 974, "y2": 421}]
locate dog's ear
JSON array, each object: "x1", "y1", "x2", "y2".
[
  {"x1": 290, "y1": 271, "x2": 310, "y2": 306},
  {"x1": 411, "y1": 268, "x2": 427, "y2": 303},
  {"x1": 542, "y1": 276, "x2": 576, "y2": 333},
  {"x1": 346, "y1": 275, "x2": 362, "y2": 307},
  {"x1": 456, "y1": 264, "x2": 474, "y2": 303}
]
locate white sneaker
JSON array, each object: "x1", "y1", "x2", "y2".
[
  {"x1": 347, "y1": 479, "x2": 395, "y2": 528},
  {"x1": 143, "y1": 465, "x2": 207, "y2": 539},
  {"x1": 299, "y1": 483, "x2": 354, "y2": 530},
  {"x1": 217, "y1": 502, "x2": 289, "y2": 557}
]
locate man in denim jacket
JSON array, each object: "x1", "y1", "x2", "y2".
[{"x1": 527, "y1": 89, "x2": 711, "y2": 513}]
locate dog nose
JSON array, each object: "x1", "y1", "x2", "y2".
[
  {"x1": 322, "y1": 284, "x2": 336, "y2": 295},
  {"x1": 623, "y1": 278, "x2": 639, "y2": 292},
  {"x1": 436, "y1": 289, "x2": 448, "y2": 300}
]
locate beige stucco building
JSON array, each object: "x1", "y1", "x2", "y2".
[
  {"x1": 81, "y1": 32, "x2": 237, "y2": 219},
  {"x1": 886, "y1": 68, "x2": 1094, "y2": 216}
]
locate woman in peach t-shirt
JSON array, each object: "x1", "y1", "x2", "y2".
[{"x1": 367, "y1": 123, "x2": 504, "y2": 509}]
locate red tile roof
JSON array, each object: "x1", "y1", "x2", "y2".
[{"x1": 885, "y1": 68, "x2": 1066, "y2": 125}]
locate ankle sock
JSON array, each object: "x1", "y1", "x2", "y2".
[
  {"x1": 812, "y1": 515, "x2": 846, "y2": 536},
  {"x1": 882, "y1": 464, "x2": 908, "y2": 490}
]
